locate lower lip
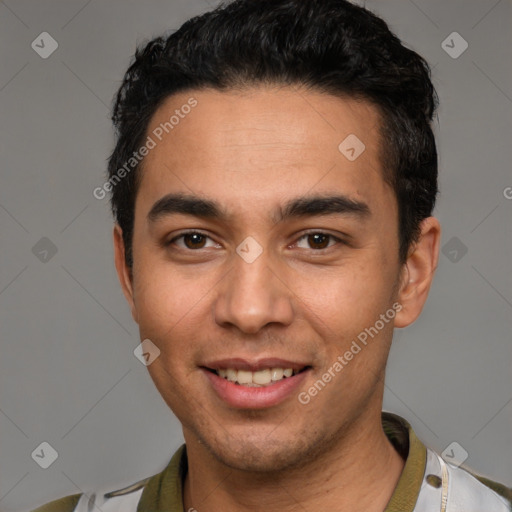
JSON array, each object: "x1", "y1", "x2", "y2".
[{"x1": 202, "y1": 369, "x2": 310, "y2": 409}]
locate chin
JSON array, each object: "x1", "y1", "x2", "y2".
[
  {"x1": 196, "y1": 425, "x2": 336, "y2": 474},
  {"x1": 211, "y1": 441, "x2": 305, "y2": 473}
]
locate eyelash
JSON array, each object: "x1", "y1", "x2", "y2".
[{"x1": 166, "y1": 230, "x2": 346, "y2": 252}]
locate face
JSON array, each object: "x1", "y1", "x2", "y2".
[{"x1": 114, "y1": 86, "x2": 438, "y2": 473}]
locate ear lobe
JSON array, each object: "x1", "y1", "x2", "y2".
[
  {"x1": 394, "y1": 217, "x2": 441, "y2": 328},
  {"x1": 113, "y1": 224, "x2": 138, "y2": 323}
]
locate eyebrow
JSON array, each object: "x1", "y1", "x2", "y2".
[{"x1": 147, "y1": 192, "x2": 370, "y2": 224}]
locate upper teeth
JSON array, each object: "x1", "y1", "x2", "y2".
[{"x1": 216, "y1": 368, "x2": 295, "y2": 386}]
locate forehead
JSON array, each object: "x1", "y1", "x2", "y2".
[{"x1": 137, "y1": 86, "x2": 391, "y2": 218}]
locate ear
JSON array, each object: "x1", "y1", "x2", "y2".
[
  {"x1": 113, "y1": 224, "x2": 138, "y2": 323},
  {"x1": 394, "y1": 217, "x2": 441, "y2": 328}
]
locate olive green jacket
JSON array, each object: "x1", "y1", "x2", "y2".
[{"x1": 32, "y1": 412, "x2": 512, "y2": 512}]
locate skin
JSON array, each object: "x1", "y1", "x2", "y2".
[{"x1": 114, "y1": 86, "x2": 440, "y2": 512}]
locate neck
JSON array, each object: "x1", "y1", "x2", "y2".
[{"x1": 183, "y1": 410, "x2": 405, "y2": 512}]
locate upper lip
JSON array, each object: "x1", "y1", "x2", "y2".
[{"x1": 202, "y1": 358, "x2": 310, "y2": 372}]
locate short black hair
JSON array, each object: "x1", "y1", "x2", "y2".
[{"x1": 107, "y1": 0, "x2": 438, "y2": 268}]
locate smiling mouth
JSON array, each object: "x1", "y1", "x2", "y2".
[{"x1": 204, "y1": 367, "x2": 310, "y2": 387}]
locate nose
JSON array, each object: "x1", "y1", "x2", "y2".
[{"x1": 213, "y1": 247, "x2": 294, "y2": 334}]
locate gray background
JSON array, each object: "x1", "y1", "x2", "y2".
[{"x1": 0, "y1": 0, "x2": 511, "y2": 510}]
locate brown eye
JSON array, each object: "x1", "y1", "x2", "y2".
[
  {"x1": 168, "y1": 231, "x2": 216, "y2": 250},
  {"x1": 296, "y1": 232, "x2": 341, "y2": 250},
  {"x1": 307, "y1": 233, "x2": 330, "y2": 249},
  {"x1": 183, "y1": 233, "x2": 207, "y2": 249}
]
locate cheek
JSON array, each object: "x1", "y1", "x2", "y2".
[
  {"x1": 134, "y1": 238, "x2": 204, "y2": 305},
  {"x1": 295, "y1": 257, "x2": 394, "y2": 326},
  {"x1": 131, "y1": 261, "x2": 208, "y2": 347}
]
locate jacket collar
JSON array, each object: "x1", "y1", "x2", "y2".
[{"x1": 137, "y1": 411, "x2": 427, "y2": 512}]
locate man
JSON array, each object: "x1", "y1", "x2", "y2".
[{"x1": 33, "y1": 0, "x2": 511, "y2": 510}]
